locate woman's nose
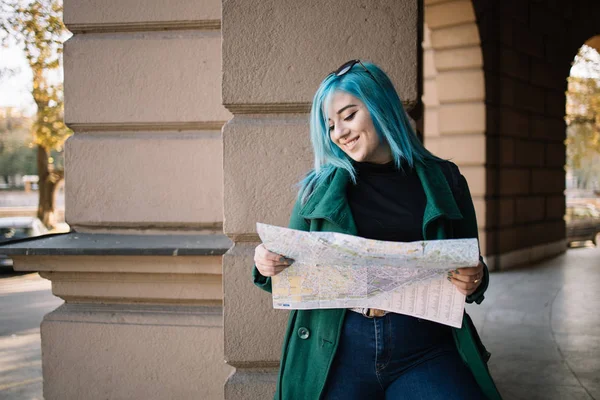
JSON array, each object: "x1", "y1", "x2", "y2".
[{"x1": 333, "y1": 124, "x2": 348, "y2": 140}]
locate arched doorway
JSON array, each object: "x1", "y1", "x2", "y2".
[{"x1": 565, "y1": 37, "x2": 600, "y2": 247}]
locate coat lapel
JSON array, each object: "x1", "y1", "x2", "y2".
[
  {"x1": 414, "y1": 161, "x2": 463, "y2": 231},
  {"x1": 298, "y1": 161, "x2": 463, "y2": 236},
  {"x1": 298, "y1": 168, "x2": 357, "y2": 234}
]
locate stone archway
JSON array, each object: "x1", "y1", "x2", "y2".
[
  {"x1": 422, "y1": 0, "x2": 488, "y2": 254},
  {"x1": 422, "y1": 1, "x2": 600, "y2": 269},
  {"x1": 585, "y1": 36, "x2": 600, "y2": 53}
]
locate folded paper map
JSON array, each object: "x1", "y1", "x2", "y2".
[{"x1": 257, "y1": 223, "x2": 480, "y2": 328}]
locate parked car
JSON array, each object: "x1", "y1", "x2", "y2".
[
  {"x1": 0, "y1": 217, "x2": 49, "y2": 270},
  {"x1": 565, "y1": 203, "x2": 600, "y2": 247}
]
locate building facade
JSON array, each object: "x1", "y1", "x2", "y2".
[{"x1": 5, "y1": 0, "x2": 600, "y2": 398}]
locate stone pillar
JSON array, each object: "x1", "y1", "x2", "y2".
[
  {"x1": 11, "y1": 0, "x2": 233, "y2": 398},
  {"x1": 422, "y1": 0, "x2": 488, "y2": 255},
  {"x1": 221, "y1": 1, "x2": 420, "y2": 398},
  {"x1": 471, "y1": 0, "x2": 568, "y2": 269}
]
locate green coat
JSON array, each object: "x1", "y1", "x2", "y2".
[{"x1": 253, "y1": 160, "x2": 502, "y2": 400}]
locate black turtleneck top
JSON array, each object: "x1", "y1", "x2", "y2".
[
  {"x1": 347, "y1": 161, "x2": 453, "y2": 338},
  {"x1": 347, "y1": 161, "x2": 426, "y2": 243}
]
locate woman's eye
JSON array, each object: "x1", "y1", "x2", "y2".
[
  {"x1": 328, "y1": 125, "x2": 334, "y2": 132},
  {"x1": 344, "y1": 111, "x2": 357, "y2": 121}
]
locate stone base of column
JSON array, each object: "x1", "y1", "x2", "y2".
[
  {"x1": 224, "y1": 368, "x2": 278, "y2": 400},
  {"x1": 41, "y1": 303, "x2": 233, "y2": 400},
  {"x1": 222, "y1": 242, "x2": 287, "y2": 400},
  {"x1": 484, "y1": 239, "x2": 567, "y2": 271}
]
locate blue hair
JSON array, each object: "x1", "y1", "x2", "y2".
[{"x1": 298, "y1": 61, "x2": 440, "y2": 204}]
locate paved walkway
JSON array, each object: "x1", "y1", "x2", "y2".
[
  {"x1": 467, "y1": 244, "x2": 600, "y2": 400},
  {"x1": 0, "y1": 273, "x2": 62, "y2": 400}
]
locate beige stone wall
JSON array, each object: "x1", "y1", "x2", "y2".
[
  {"x1": 221, "y1": 1, "x2": 420, "y2": 398},
  {"x1": 64, "y1": 0, "x2": 230, "y2": 231},
  {"x1": 26, "y1": 0, "x2": 235, "y2": 399},
  {"x1": 222, "y1": 2, "x2": 419, "y2": 110},
  {"x1": 41, "y1": 303, "x2": 228, "y2": 400},
  {"x1": 26, "y1": 254, "x2": 224, "y2": 304},
  {"x1": 66, "y1": 133, "x2": 223, "y2": 229}
]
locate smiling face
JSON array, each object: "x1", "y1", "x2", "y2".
[{"x1": 327, "y1": 91, "x2": 392, "y2": 164}]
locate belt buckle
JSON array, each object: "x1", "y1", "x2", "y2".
[{"x1": 361, "y1": 308, "x2": 386, "y2": 318}]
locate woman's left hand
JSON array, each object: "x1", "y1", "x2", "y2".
[{"x1": 448, "y1": 261, "x2": 484, "y2": 296}]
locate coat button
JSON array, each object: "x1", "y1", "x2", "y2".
[{"x1": 297, "y1": 327, "x2": 310, "y2": 339}]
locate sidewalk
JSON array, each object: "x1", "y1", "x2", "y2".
[
  {"x1": 467, "y1": 245, "x2": 600, "y2": 400},
  {"x1": 0, "y1": 273, "x2": 62, "y2": 400}
]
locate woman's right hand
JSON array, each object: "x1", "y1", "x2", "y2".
[{"x1": 254, "y1": 243, "x2": 293, "y2": 277}]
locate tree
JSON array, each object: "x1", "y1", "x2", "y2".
[
  {"x1": 566, "y1": 122, "x2": 600, "y2": 189},
  {"x1": 1, "y1": 0, "x2": 71, "y2": 227},
  {"x1": 0, "y1": 108, "x2": 36, "y2": 184},
  {"x1": 565, "y1": 75, "x2": 600, "y2": 169},
  {"x1": 0, "y1": 143, "x2": 37, "y2": 184},
  {"x1": 565, "y1": 44, "x2": 600, "y2": 190}
]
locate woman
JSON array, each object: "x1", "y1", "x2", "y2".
[{"x1": 253, "y1": 60, "x2": 501, "y2": 400}]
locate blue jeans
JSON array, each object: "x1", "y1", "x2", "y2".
[{"x1": 322, "y1": 311, "x2": 486, "y2": 400}]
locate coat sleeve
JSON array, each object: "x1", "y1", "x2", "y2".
[
  {"x1": 453, "y1": 173, "x2": 489, "y2": 305},
  {"x1": 252, "y1": 197, "x2": 310, "y2": 293}
]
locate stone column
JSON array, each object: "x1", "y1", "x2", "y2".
[
  {"x1": 10, "y1": 0, "x2": 233, "y2": 399},
  {"x1": 221, "y1": 1, "x2": 420, "y2": 398},
  {"x1": 421, "y1": 0, "x2": 488, "y2": 254}
]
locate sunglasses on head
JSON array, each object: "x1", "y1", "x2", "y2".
[
  {"x1": 331, "y1": 59, "x2": 382, "y2": 89},
  {"x1": 329, "y1": 60, "x2": 383, "y2": 92}
]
